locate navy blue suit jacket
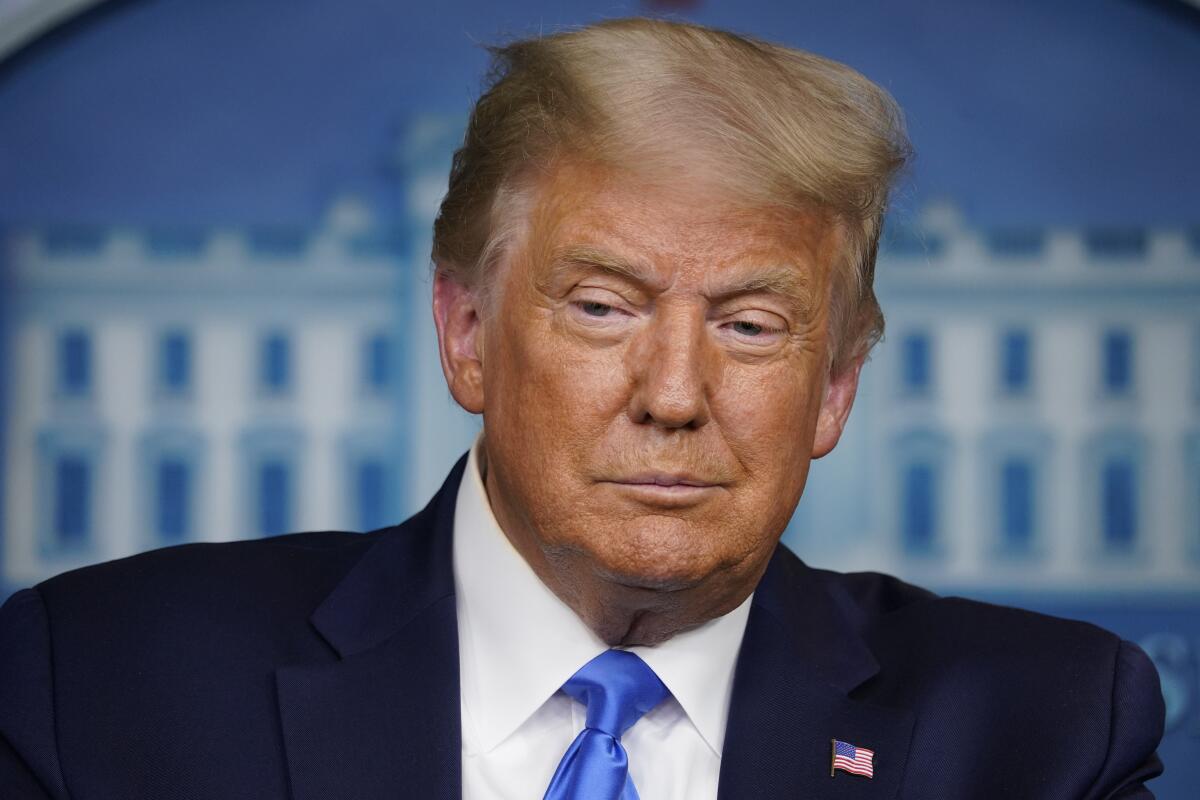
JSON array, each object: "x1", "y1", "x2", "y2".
[{"x1": 0, "y1": 456, "x2": 1165, "y2": 798}]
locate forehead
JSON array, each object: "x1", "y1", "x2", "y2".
[{"x1": 517, "y1": 160, "x2": 839, "y2": 284}]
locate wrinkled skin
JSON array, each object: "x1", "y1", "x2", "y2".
[{"x1": 433, "y1": 161, "x2": 863, "y2": 646}]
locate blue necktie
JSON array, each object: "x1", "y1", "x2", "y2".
[{"x1": 543, "y1": 649, "x2": 670, "y2": 800}]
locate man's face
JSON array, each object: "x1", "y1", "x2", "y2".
[{"x1": 434, "y1": 161, "x2": 862, "y2": 644}]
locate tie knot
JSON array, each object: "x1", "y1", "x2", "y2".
[{"x1": 561, "y1": 650, "x2": 669, "y2": 738}]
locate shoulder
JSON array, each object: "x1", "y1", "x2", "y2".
[
  {"x1": 0, "y1": 529, "x2": 400, "y2": 796},
  {"x1": 766, "y1": 548, "x2": 1149, "y2": 693},
  {"x1": 2, "y1": 530, "x2": 390, "y2": 670},
  {"x1": 796, "y1": 559, "x2": 1165, "y2": 795},
  {"x1": 795, "y1": 556, "x2": 1129, "y2": 672},
  {"x1": 38, "y1": 530, "x2": 376, "y2": 624}
]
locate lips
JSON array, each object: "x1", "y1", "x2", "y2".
[
  {"x1": 617, "y1": 473, "x2": 722, "y2": 488},
  {"x1": 598, "y1": 472, "x2": 728, "y2": 508}
]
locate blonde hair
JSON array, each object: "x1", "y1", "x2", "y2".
[{"x1": 432, "y1": 17, "x2": 910, "y2": 375}]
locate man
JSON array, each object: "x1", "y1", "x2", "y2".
[{"x1": 0, "y1": 17, "x2": 1164, "y2": 800}]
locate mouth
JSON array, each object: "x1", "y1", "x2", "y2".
[
  {"x1": 619, "y1": 472, "x2": 720, "y2": 488},
  {"x1": 599, "y1": 473, "x2": 727, "y2": 508}
]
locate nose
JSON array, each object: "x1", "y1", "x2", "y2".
[{"x1": 626, "y1": 307, "x2": 712, "y2": 430}]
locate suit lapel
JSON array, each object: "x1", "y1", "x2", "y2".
[
  {"x1": 275, "y1": 456, "x2": 468, "y2": 800},
  {"x1": 718, "y1": 550, "x2": 914, "y2": 800}
]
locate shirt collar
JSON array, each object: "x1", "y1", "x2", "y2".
[{"x1": 453, "y1": 437, "x2": 752, "y2": 756}]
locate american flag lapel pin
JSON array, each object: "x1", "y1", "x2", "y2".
[{"x1": 830, "y1": 738, "x2": 875, "y2": 779}]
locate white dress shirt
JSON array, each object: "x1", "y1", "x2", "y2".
[{"x1": 454, "y1": 440, "x2": 753, "y2": 800}]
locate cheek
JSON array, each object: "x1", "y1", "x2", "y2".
[
  {"x1": 709, "y1": 363, "x2": 821, "y2": 556},
  {"x1": 715, "y1": 361, "x2": 820, "y2": 472},
  {"x1": 536, "y1": 333, "x2": 630, "y2": 406},
  {"x1": 486, "y1": 309, "x2": 631, "y2": 464}
]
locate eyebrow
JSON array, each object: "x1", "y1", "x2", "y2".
[
  {"x1": 551, "y1": 244, "x2": 817, "y2": 312},
  {"x1": 550, "y1": 245, "x2": 661, "y2": 290},
  {"x1": 710, "y1": 265, "x2": 817, "y2": 313}
]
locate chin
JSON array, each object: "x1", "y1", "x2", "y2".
[
  {"x1": 595, "y1": 564, "x2": 703, "y2": 593},
  {"x1": 580, "y1": 517, "x2": 725, "y2": 593}
]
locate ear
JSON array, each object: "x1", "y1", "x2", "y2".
[
  {"x1": 811, "y1": 355, "x2": 864, "y2": 459},
  {"x1": 432, "y1": 270, "x2": 486, "y2": 414}
]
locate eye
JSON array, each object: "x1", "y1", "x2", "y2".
[
  {"x1": 732, "y1": 320, "x2": 765, "y2": 336},
  {"x1": 718, "y1": 312, "x2": 788, "y2": 348},
  {"x1": 578, "y1": 301, "x2": 614, "y2": 317}
]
